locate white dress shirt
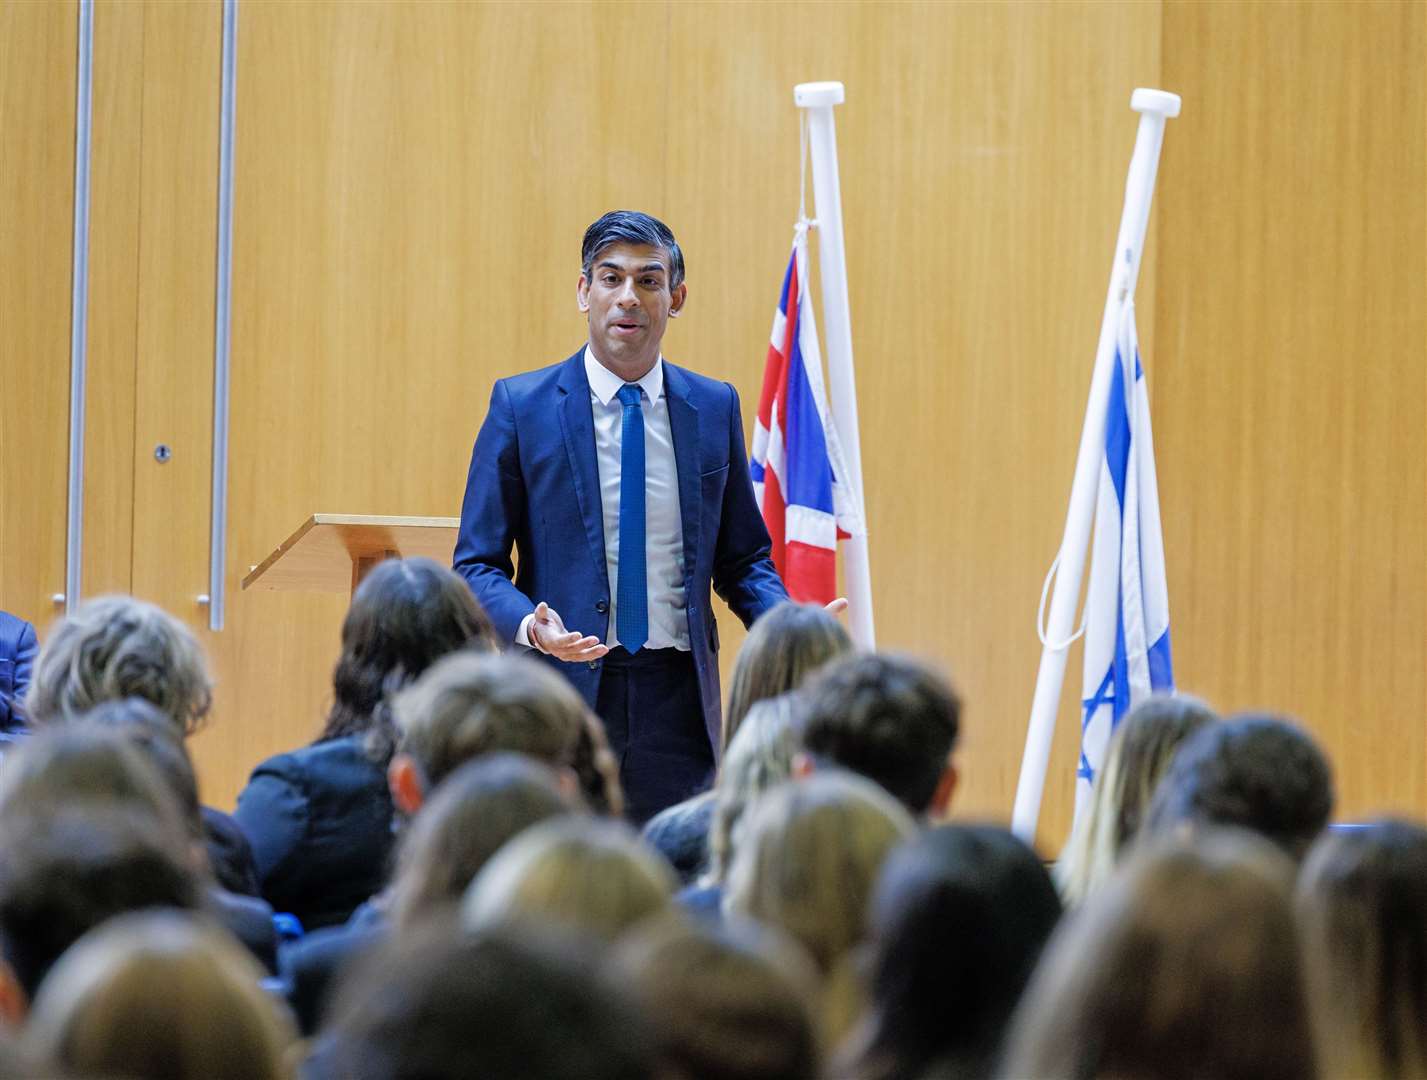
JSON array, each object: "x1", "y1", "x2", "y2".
[{"x1": 519, "y1": 346, "x2": 689, "y2": 652}]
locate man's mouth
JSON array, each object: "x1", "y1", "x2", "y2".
[{"x1": 612, "y1": 320, "x2": 643, "y2": 335}]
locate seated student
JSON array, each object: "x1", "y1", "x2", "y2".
[
  {"x1": 724, "y1": 771, "x2": 917, "y2": 1043},
  {"x1": 643, "y1": 602, "x2": 851, "y2": 882},
  {"x1": 22, "y1": 594, "x2": 256, "y2": 892},
  {"x1": 1055, "y1": 693, "x2": 1218, "y2": 906},
  {"x1": 833, "y1": 825, "x2": 1063, "y2": 1080},
  {"x1": 1143, "y1": 712, "x2": 1334, "y2": 862},
  {"x1": 306, "y1": 924, "x2": 659, "y2": 1080},
  {"x1": 463, "y1": 816, "x2": 674, "y2": 944},
  {"x1": 235, "y1": 558, "x2": 498, "y2": 930},
  {"x1": 999, "y1": 829, "x2": 1315, "y2": 1080},
  {"x1": 0, "y1": 610, "x2": 37, "y2": 734},
  {"x1": 795, "y1": 653, "x2": 960, "y2": 820},
  {"x1": 614, "y1": 917, "x2": 821, "y2": 1080},
  {"x1": 1296, "y1": 819, "x2": 1427, "y2": 1078},
  {"x1": 24, "y1": 910, "x2": 296, "y2": 1080}
]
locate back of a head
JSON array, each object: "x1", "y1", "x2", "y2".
[
  {"x1": 25, "y1": 595, "x2": 212, "y2": 736},
  {"x1": 78, "y1": 698, "x2": 205, "y2": 839},
  {"x1": 706, "y1": 694, "x2": 805, "y2": 884},
  {"x1": 388, "y1": 753, "x2": 577, "y2": 931},
  {"x1": 614, "y1": 917, "x2": 820, "y2": 1080},
  {"x1": 313, "y1": 922, "x2": 657, "y2": 1080},
  {"x1": 1001, "y1": 828, "x2": 1314, "y2": 1080},
  {"x1": 1297, "y1": 819, "x2": 1427, "y2": 1079},
  {"x1": 323, "y1": 557, "x2": 498, "y2": 743},
  {"x1": 26, "y1": 910, "x2": 294, "y2": 1080},
  {"x1": 843, "y1": 825, "x2": 1063, "y2": 1080},
  {"x1": 392, "y1": 652, "x2": 584, "y2": 789},
  {"x1": 1145, "y1": 712, "x2": 1334, "y2": 861},
  {"x1": 798, "y1": 653, "x2": 960, "y2": 815},
  {"x1": 725, "y1": 771, "x2": 917, "y2": 973},
  {"x1": 463, "y1": 816, "x2": 674, "y2": 943},
  {"x1": 723, "y1": 603, "x2": 852, "y2": 752},
  {"x1": 1056, "y1": 693, "x2": 1218, "y2": 905},
  {"x1": 0, "y1": 807, "x2": 202, "y2": 1000}
]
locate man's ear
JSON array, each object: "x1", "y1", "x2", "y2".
[
  {"x1": 0, "y1": 960, "x2": 27, "y2": 1026},
  {"x1": 792, "y1": 751, "x2": 816, "y2": 780},
  {"x1": 928, "y1": 756, "x2": 959, "y2": 820},
  {"x1": 388, "y1": 754, "x2": 425, "y2": 817},
  {"x1": 668, "y1": 281, "x2": 687, "y2": 318},
  {"x1": 576, "y1": 273, "x2": 591, "y2": 313}
]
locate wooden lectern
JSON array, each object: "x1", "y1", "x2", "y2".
[{"x1": 241, "y1": 514, "x2": 461, "y2": 597}]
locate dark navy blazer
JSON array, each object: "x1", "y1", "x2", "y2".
[
  {"x1": 0, "y1": 611, "x2": 38, "y2": 731},
  {"x1": 454, "y1": 349, "x2": 787, "y2": 753}
]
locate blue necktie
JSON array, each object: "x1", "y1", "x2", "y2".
[{"x1": 616, "y1": 384, "x2": 647, "y2": 653}]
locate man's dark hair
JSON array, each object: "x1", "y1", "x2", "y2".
[
  {"x1": 581, "y1": 211, "x2": 684, "y2": 290},
  {"x1": 310, "y1": 923, "x2": 657, "y2": 1080},
  {"x1": 1145, "y1": 713, "x2": 1334, "y2": 861},
  {"x1": 798, "y1": 654, "x2": 961, "y2": 815},
  {"x1": 0, "y1": 807, "x2": 203, "y2": 999}
]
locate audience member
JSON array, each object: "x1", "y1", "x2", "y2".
[
  {"x1": 1000, "y1": 829, "x2": 1315, "y2": 1080},
  {"x1": 835, "y1": 824, "x2": 1062, "y2": 1080},
  {"x1": 25, "y1": 910, "x2": 296, "y2": 1080},
  {"x1": 0, "y1": 610, "x2": 37, "y2": 734},
  {"x1": 1296, "y1": 819, "x2": 1427, "y2": 1079},
  {"x1": 1144, "y1": 712, "x2": 1334, "y2": 862},
  {"x1": 307, "y1": 924, "x2": 658, "y2": 1080},
  {"x1": 235, "y1": 557, "x2": 498, "y2": 929},
  {"x1": 386, "y1": 651, "x2": 585, "y2": 817},
  {"x1": 644, "y1": 602, "x2": 849, "y2": 881},
  {"x1": 797, "y1": 653, "x2": 960, "y2": 818},
  {"x1": 26, "y1": 595, "x2": 211, "y2": 735},
  {"x1": 463, "y1": 816, "x2": 674, "y2": 943},
  {"x1": 1056, "y1": 693, "x2": 1218, "y2": 905},
  {"x1": 572, "y1": 706, "x2": 625, "y2": 817},
  {"x1": 614, "y1": 916, "x2": 821, "y2": 1080}
]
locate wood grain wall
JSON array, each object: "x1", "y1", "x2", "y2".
[{"x1": 3, "y1": 0, "x2": 1421, "y2": 854}]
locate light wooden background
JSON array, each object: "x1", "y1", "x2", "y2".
[{"x1": 2, "y1": 0, "x2": 1421, "y2": 852}]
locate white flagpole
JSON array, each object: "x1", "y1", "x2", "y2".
[
  {"x1": 1011, "y1": 89, "x2": 1181, "y2": 842},
  {"x1": 795, "y1": 80, "x2": 875, "y2": 649}
]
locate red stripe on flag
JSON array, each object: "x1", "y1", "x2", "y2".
[{"x1": 784, "y1": 541, "x2": 836, "y2": 606}]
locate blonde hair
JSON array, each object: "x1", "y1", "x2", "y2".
[
  {"x1": 724, "y1": 771, "x2": 916, "y2": 974},
  {"x1": 27, "y1": 596, "x2": 212, "y2": 736},
  {"x1": 463, "y1": 816, "x2": 674, "y2": 943},
  {"x1": 1055, "y1": 693, "x2": 1217, "y2": 906},
  {"x1": 26, "y1": 911, "x2": 296, "y2": 1080}
]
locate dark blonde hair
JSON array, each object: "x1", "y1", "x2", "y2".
[
  {"x1": 27, "y1": 596, "x2": 212, "y2": 736},
  {"x1": 723, "y1": 603, "x2": 851, "y2": 753},
  {"x1": 1001, "y1": 829, "x2": 1315, "y2": 1080},
  {"x1": 1297, "y1": 820, "x2": 1427, "y2": 1079}
]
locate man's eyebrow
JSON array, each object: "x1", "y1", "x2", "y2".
[{"x1": 596, "y1": 260, "x2": 666, "y2": 275}]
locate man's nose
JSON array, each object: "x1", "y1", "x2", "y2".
[{"x1": 615, "y1": 278, "x2": 639, "y2": 306}]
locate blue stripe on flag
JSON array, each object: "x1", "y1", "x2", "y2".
[
  {"x1": 782, "y1": 301, "x2": 837, "y2": 514},
  {"x1": 1148, "y1": 628, "x2": 1173, "y2": 691},
  {"x1": 1105, "y1": 347, "x2": 1131, "y2": 510}
]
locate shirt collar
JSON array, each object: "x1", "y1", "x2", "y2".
[{"x1": 583, "y1": 345, "x2": 664, "y2": 406}]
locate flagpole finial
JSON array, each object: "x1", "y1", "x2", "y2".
[
  {"x1": 794, "y1": 82, "x2": 844, "y2": 108},
  {"x1": 1131, "y1": 88, "x2": 1181, "y2": 118}
]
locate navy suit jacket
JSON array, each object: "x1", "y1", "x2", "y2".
[
  {"x1": 0, "y1": 611, "x2": 37, "y2": 732},
  {"x1": 454, "y1": 349, "x2": 788, "y2": 752}
]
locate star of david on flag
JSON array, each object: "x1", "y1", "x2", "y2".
[
  {"x1": 1076, "y1": 297, "x2": 1174, "y2": 819},
  {"x1": 749, "y1": 224, "x2": 865, "y2": 605}
]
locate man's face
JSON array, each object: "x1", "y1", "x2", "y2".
[{"x1": 577, "y1": 242, "x2": 686, "y2": 379}]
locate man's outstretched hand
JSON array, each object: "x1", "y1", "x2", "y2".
[{"x1": 529, "y1": 601, "x2": 610, "y2": 663}]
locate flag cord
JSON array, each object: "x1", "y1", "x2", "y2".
[{"x1": 1037, "y1": 552, "x2": 1087, "y2": 650}]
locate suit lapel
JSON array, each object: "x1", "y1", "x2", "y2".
[
  {"x1": 555, "y1": 352, "x2": 611, "y2": 592},
  {"x1": 664, "y1": 362, "x2": 702, "y2": 582}
]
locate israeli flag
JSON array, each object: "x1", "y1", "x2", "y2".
[{"x1": 1077, "y1": 297, "x2": 1174, "y2": 818}]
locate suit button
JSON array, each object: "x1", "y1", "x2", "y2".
[
  {"x1": 595, "y1": 600, "x2": 609, "y2": 613},
  {"x1": 587, "y1": 660, "x2": 599, "y2": 670}
]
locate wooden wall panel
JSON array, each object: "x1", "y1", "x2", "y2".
[
  {"x1": 669, "y1": 1, "x2": 1161, "y2": 848},
  {"x1": 1156, "y1": 0, "x2": 1426, "y2": 820},
  {"x1": 0, "y1": 1, "x2": 76, "y2": 633}
]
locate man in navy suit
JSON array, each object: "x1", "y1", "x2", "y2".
[
  {"x1": 455, "y1": 211, "x2": 790, "y2": 822},
  {"x1": 0, "y1": 610, "x2": 37, "y2": 733}
]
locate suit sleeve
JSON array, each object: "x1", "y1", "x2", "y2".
[
  {"x1": 453, "y1": 380, "x2": 538, "y2": 643},
  {"x1": 711, "y1": 383, "x2": 790, "y2": 627}
]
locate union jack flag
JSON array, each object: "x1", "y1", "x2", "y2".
[{"x1": 749, "y1": 225, "x2": 864, "y2": 604}]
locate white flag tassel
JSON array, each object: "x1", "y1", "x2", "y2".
[{"x1": 1075, "y1": 298, "x2": 1174, "y2": 819}]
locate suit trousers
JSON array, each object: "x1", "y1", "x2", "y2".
[{"x1": 595, "y1": 646, "x2": 714, "y2": 826}]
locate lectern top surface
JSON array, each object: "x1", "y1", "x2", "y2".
[{"x1": 242, "y1": 514, "x2": 461, "y2": 593}]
